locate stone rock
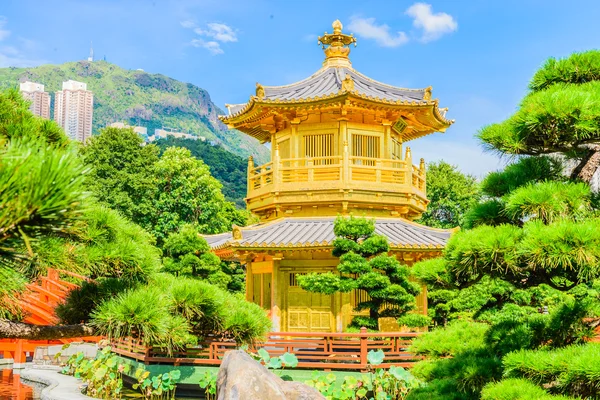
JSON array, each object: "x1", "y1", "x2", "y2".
[
  {"x1": 281, "y1": 381, "x2": 325, "y2": 400},
  {"x1": 217, "y1": 350, "x2": 324, "y2": 400}
]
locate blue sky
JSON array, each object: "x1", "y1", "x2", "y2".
[{"x1": 1, "y1": 0, "x2": 600, "y2": 177}]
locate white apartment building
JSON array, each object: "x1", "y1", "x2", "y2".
[
  {"x1": 54, "y1": 80, "x2": 94, "y2": 142},
  {"x1": 148, "y1": 128, "x2": 205, "y2": 142},
  {"x1": 109, "y1": 122, "x2": 148, "y2": 136},
  {"x1": 20, "y1": 81, "x2": 51, "y2": 119}
]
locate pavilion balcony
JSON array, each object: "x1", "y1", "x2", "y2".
[{"x1": 246, "y1": 149, "x2": 427, "y2": 219}]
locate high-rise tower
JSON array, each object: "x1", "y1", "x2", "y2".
[
  {"x1": 88, "y1": 41, "x2": 94, "y2": 62},
  {"x1": 20, "y1": 81, "x2": 51, "y2": 119},
  {"x1": 54, "y1": 80, "x2": 94, "y2": 142}
]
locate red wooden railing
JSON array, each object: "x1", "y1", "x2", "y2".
[
  {"x1": 0, "y1": 269, "x2": 99, "y2": 363},
  {"x1": 110, "y1": 328, "x2": 424, "y2": 370}
]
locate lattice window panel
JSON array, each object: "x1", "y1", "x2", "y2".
[
  {"x1": 303, "y1": 134, "x2": 334, "y2": 165},
  {"x1": 352, "y1": 134, "x2": 380, "y2": 165}
]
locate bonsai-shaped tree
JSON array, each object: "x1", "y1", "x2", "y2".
[
  {"x1": 298, "y1": 216, "x2": 421, "y2": 330},
  {"x1": 162, "y1": 224, "x2": 245, "y2": 292},
  {"x1": 162, "y1": 224, "x2": 230, "y2": 288}
]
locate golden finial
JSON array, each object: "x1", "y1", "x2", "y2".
[
  {"x1": 332, "y1": 19, "x2": 343, "y2": 34},
  {"x1": 255, "y1": 83, "x2": 265, "y2": 99},
  {"x1": 318, "y1": 20, "x2": 357, "y2": 67}
]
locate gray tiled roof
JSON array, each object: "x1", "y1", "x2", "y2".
[
  {"x1": 223, "y1": 67, "x2": 427, "y2": 117},
  {"x1": 262, "y1": 67, "x2": 425, "y2": 103},
  {"x1": 204, "y1": 217, "x2": 452, "y2": 250}
]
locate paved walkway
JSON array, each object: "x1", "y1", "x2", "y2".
[{"x1": 19, "y1": 366, "x2": 92, "y2": 400}]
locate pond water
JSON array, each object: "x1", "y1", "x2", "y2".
[
  {"x1": 1, "y1": 366, "x2": 199, "y2": 400},
  {"x1": 0, "y1": 368, "x2": 41, "y2": 400}
]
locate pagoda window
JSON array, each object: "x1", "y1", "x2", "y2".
[
  {"x1": 352, "y1": 133, "x2": 380, "y2": 166},
  {"x1": 391, "y1": 138, "x2": 403, "y2": 161},
  {"x1": 303, "y1": 133, "x2": 335, "y2": 165}
]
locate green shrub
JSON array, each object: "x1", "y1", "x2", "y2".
[
  {"x1": 410, "y1": 320, "x2": 488, "y2": 357},
  {"x1": 91, "y1": 275, "x2": 271, "y2": 350},
  {"x1": 56, "y1": 278, "x2": 132, "y2": 324},
  {"x1": 503, "y1": 343, "x2": 600, "y2": 399},
  {"x1": 405, "y1": 378, "x2": 467, "y2": 400},
  {"x1": 90, "y1": 286, "x2": 177, "y2": 346},
  {"x1": 481, "y1": 379, "x2": 575, "y2": 400}
]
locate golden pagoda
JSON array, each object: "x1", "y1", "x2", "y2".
[{"x1": 206, "y1": 20, "x2": 455, "y2": 333}]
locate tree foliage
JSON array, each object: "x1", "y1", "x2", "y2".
[
  {"x1": 81, "y1": 127, "x2": 159, "y2": 229},
  {"x1": 91, "y1": 275, "x2": 272, "y2": 350},
  {"x1": 0, "y1": 90, "x2": 87, "y2": 320},
  {"x1": 81, "y1": 127, "x2": 252, "y2": 242},
  {"x1": 478, "y1": 50, "x2": 600, "y2": 182},
  {"x1": 410, "y1": 49, "x2": 600, "y2": 400},
  {"x1": 162, "y1": 223, "x2": 243, "y2": 292},
  {"x1": 155, "y1": 137, "x2": 248, "y2": 208},
  {"x1": 417, "y1": 161, "x2": 480, "y2": 229},
  {"x1": 299, "y1": 216, "x2": 421, "y2": 330}
]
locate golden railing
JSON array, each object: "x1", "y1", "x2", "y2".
[{"x1": 247, "y1": 151, "x2": 426, "y2": 197}]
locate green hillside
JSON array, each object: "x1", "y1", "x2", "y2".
[{"x1": 0, "y1": 60, "x2": 268, "y2": 162}]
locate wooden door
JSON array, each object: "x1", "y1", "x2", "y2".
[{"x1": 286, "y1": 273, "x2": 333, "y2": 332}]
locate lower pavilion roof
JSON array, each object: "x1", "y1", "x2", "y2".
[{"x1": 204, "y1": 217, "x2": 454, "y2": 251}]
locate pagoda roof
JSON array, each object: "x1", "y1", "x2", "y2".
[
  {"x1": 204, "y1": 217, "x2": 453, "y2": 252},
  {"x1": 225, "y1": 67, "x2": 430, "y2": 116}
]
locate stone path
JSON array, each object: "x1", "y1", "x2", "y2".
[{"x1": 19, "y1": 366, "x2": 92, "y2": 400}]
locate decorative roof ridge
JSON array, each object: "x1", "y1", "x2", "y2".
[
  {"x1": 258, "y1": 66, "x2": 332, "y2": 91},
  {"x1": 432, "y1": 103, "x2": 455, "y2": 126},
  {"x1": 349, "y1": 68, "x2": 428, "y2": 94},
  {"x1": 233, "y1": 215, "x2": 455, "y2": 232}
]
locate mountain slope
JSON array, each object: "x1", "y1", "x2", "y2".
[{"x1": 0, "y1": 60, "x2": 268, "y2": 163}]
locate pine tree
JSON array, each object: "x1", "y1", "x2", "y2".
[{"x1": 298, "y1": 216, "x2": 421, "y2": 330}]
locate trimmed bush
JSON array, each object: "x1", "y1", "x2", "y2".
[
  {"x1": 503, "y1": 343, "x2": 600, "y2": 399},
  {"x1": 410, "y1": 320, "x2": 488, "y2": 357},
  {"x1": 481, "y1": 379, "x2": 575, "y2": 400},
  {"x1": 90, "y1": 275, "x2": 271, "y2": 351}
]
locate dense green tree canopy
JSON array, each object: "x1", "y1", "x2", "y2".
[
  {"x1": 0, "y1": 90, "x2": 259, "y2": 344},
  {"x1": 151, "y1": 147, "x2": 249, "y2": 239},
  {"x1": 155, "y1": 137, "x2": 248, "y2": 208},
  {"x1": 81, "y1": 128, "x2": 252, "y2": 242},
  {"x1": 417, "y1": 161, "x2": 480, "y2": 229},
  {"x1": 299, "y1": 216, "x2": 422, "y2": 330},
  {"x1": 81, "y1": 127, "x2": 159, "y2": 229}
]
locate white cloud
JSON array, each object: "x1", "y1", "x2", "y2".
[
  {"x1": 0, "y1": 16, "x2": 11, "y2": 41},
  {"x1": 181, "y1": 20, "x2": 237, "y2": 55},
  {"x1": 180, "y1": 20, "x2": 196, "y2": 29},
  {"x1": 405, "y1": 3, "x2": 457, "y2": 42},
  {"x1": 347, "y1": 17, "x2": 408, "y2": 47},
  {"x1": 191, "y1": 38, "x2": 223, "y2": 55},
  {"x1": 195, "y1": 23, "x2": 237, "y2": 43}
]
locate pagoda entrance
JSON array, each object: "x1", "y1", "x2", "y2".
[{"x1": 286, "y1": 273, "x2": 334, "y2": 332}]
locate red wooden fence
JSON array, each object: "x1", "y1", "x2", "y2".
[{"x1": 110, "y1": 328, "x2": 424, "y2": 371}]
